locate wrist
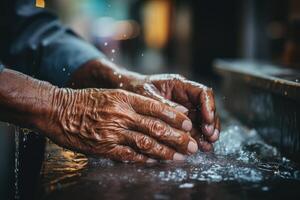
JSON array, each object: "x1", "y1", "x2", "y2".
[
  {"x1": 33, "y1": 86, "x2": 77, "y2": 138},
  {"x1": 68, "y1": 58, "x2": 146, "y2": 90},
  {"x1": 29, "y1": 83, "x2": 61, "y2": 131}
]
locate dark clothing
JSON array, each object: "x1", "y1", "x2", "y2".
[
  {"x1": 0, "y1": 63, "x2": 3, "y2": 73},
  {"x1": 0, "y1": 0, "x2": 104, "y2": 86}
]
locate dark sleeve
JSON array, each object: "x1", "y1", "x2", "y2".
[
  {"x1": 0, "y1": 63, "x2": 4, "y2": 73},
  {"x1": 0, "y1": 0, "x2": 105, "y2": 86}
]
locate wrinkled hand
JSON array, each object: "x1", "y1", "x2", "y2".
[
  {"x1": 127, "y1": 74, "x2": 220, "y2": 152},
  {"x1": 42, "y1": 88, "x2": 198, "y2": 163}
]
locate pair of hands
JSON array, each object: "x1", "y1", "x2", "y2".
[{"x1": 43, "y1": 59, "x2": 220, "y2": 163}]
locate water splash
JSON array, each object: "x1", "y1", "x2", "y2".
[
  {"x1": 14, "y1": 127, "x2": 20, "y2": 200},
  {"x1": 39, "y1": 112, "x2": 300, "y2": 198},
  {"x1": 86, "y1": 122, "x2": 300, "y2": 183}
]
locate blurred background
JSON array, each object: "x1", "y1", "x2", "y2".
[
  {"x1": 47, "y1": 0, "x2": 300, "y2": 82},
  {"x1": 2, "y1": 1, "x2": 300, "y2": 199}
]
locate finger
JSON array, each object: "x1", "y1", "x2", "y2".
[
  {"x1": 207, "y1": 129, "x2": 220, "y2": 143},
  {"x1": 199, "y1": 88, "x2": 216, "y2": 124},
  {"x1": 199, "y1": 140, "x2": 214, "y2": 152},
  {"x1": 132, "y1": 114, "x2": 198, "y2": 154},
  {"x1": 126, "y1": 130, "x2": 186, "y2": 161},
  {"x1": 172, "y1": 81, "x2": 216, "y2": 135},
  {"x1": 191, "y1": 128, "x2": 214, "y2": 152},
  {"x1": 207, "y1": 115, "x2": 221, "y2": 143},
  {"x1": 215, "y1": 115, "x2": 221, "y2": 131},
  {"x1": 202, "y1": 123, "x2": 215, "y2": 137},
  {"x1": 130, "y1": 94, "x2": 192, "y2": 132},
  {"x1": 108, "y1": 145, "x2": 155, "y2": 163},
  {"x1": 199, "y1": 88, "x2": 216, "y2": 138},
  {"x1": 171, "y1": 80, "x2": 214, "y2": 117},
  {"x1": 143, "y1": 84, "x2": 189, "y2": 115}
]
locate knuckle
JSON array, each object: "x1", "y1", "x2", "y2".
[
  {"x1": 117, "y1": 147, "x2": 134, "y2": 161},
  {"x1": 138, "y1": 136, "x2": 154, "y2": 151},
  {"x1": 150, "y1": 120, "x2": 166, "y2": 137},
  {"x1": 177, "y1": 134, "x2": 185, "y2": 144},
  {"x1": 159, "y1": 146, "x2": 172, "y2": 159},
  {"x1": 177, "y1": 132, "x2": 188, "y2": 145}
]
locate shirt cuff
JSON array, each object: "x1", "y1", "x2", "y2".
[{"x1": 38, "y1": 32, "x2": 106, "y2": 87}]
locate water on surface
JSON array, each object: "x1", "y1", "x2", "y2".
[{"x1": 37, "y1": 110, "x2": 300, "y2": 200}]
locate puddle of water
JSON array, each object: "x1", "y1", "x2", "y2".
[{"x1": 36, "y1": 109, "x2": 300, "y2": 200}]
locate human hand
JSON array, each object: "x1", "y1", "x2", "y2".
[
  {"x1": 126, "y1": 74, "x2": 220, "y2": 152},
  {"x1": 41, "y1": 88, "x2": 198, "y2": 163},
  {"x1": 67, "y1": 59, "x2": 220, "y2": 152}
]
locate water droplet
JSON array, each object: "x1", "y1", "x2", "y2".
[
  {"x1": 104, "y1": 42, "x2": 108, "y2": 46},
  {"x1": 119, "y1": 83, "x2": 123, "y2": 87},
  {"x1": 118, "y1": 75, "x2": 122, "y2": 79},
  {"x1": 284, "y1": 91, "x2": 288, "y2": 95},
  {"x1": 261, "y1": 186, "x2": 269, "y2": 191},
  {"x1": 62, "y1": 68, "x2": 66, "y2": 72},
  {"x1": 111, "y1": 49, "x2": 115, "y2": 53},
  {"x1": 141, "y1": 53, "x2": 144, "y2": 57},
  {"x1": 113, "y1": 71, "x2": 118, "y2": 75},
  {"x1": 179, "y1": 183, "x2": 194, "y2": 189},
  {"x1": 111, "y1": 58, "x2": 114, "y2": 62}
]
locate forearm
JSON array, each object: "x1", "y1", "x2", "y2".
[
  {"x1": 0, "y1": 68, "x2": 56, "y2": 129},
  {"x1": 68, "y1": 58, "x2": 145, "y2": 90}
]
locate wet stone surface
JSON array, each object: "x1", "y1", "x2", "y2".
[{"x1": 37, "y1": 110, "x2": 300, "y2": 200}]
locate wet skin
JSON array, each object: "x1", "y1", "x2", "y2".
[
  {"x1": 0, "y1": 59, "x2": 220, "y2": 163},
  {"x1": 0, "y1": 68, "x2": 197, "y2": 163},
  {"x1": 69, "y1": 59, "x2": 221, "y2": 153}
]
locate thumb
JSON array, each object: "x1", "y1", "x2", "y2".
[{"x1": 143, "y1": 83, "x2": 189, "y2": 115}]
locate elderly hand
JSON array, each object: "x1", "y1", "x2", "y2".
[
  {"x1": 42, "y1": 88, "x2": 198, "y2": 163},
  {"x1": 68, "y1": 59, "x2": 220, "y2": 152},
  {"x1": 126, "y1": 74, "x2": 220, "y2": 152}
]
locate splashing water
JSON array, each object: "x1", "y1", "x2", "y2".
[{"x1": 37, "y1": 110, "x2": 300, "y2": 199}]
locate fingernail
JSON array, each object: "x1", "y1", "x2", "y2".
[
  {"x1": 175, "y1": 105, "x2": 189, "y2": 114},
  {"x1": 182, "y1": 120, "x2": 192, "y2": 131},
  {"x1": 187, "y1": 141, "x2": 198, "y2": 154},
  {"x1": 173, "y1": 153, "x2": 186, "y2": 161},
  {"x1": 204, "y1": 124, "x2": 214, "y2": 136},
  {"x1": 213, "y1": 129, "x2": 220, "y2": 140},
  {"x1": 146, "y1": 158, "x2": 157, "y2": 163}
]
